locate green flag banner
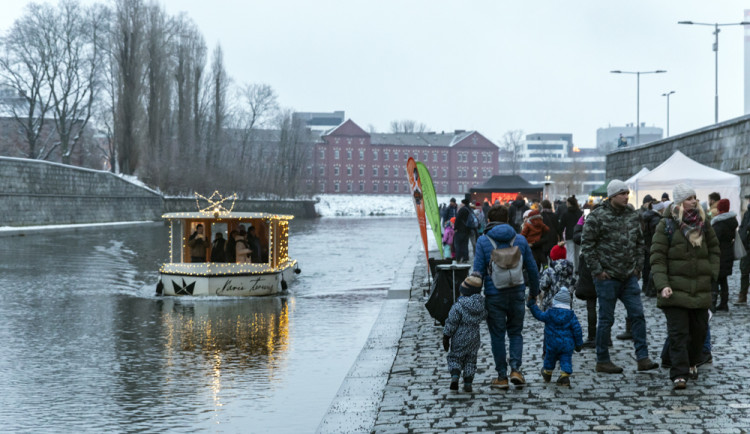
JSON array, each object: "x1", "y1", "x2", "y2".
[{"x1": 416, "y1": 162, "x2": 443, "y2": 259}]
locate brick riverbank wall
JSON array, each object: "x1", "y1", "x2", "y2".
[
  {"x1": 0, "y1": 157, "x2": 317, "y2": 226},
  {"x1": 606, "y1": 113, "x2": 750, "y2": 194}
]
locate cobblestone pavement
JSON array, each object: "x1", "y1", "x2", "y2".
[{"x1": 372, "y1": 260, "x2": 750, "y2": 433}]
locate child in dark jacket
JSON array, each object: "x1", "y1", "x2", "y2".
[
  {"x1": 527, "y1": 287, "x2": 584, "y2": 386},
  {"x1": 443, "y1": 273, "x2": 487, "y2": 392}
]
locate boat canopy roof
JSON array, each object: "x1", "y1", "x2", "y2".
[{"x1": 162, "y1": 211, "x2": 293, "y2": 221}]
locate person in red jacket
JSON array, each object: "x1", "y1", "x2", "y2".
[{"x1": 522, "y1": 209, "x2": 549, "y2": 270}]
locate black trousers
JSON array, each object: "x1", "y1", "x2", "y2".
[
  {"x1": 586, "y1": 298, "x2": 597, "y2": 341},
  {"x1": 662, "y1": 307, "x2": 709, "y2": 380}
]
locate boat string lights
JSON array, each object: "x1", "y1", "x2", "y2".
[
  {"x1": 195, "y1": 191, "x2": 237, "y2": 217},
  {"x1": 160, "y1": 260, "x2": 298, "y2": 276}
]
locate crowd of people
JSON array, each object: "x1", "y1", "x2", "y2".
[
  {"x1": 188, "y1": 223, "x2": 264, "y2": 264},
  {"x1": 440, "y1": 183, "x2": 750, "y2": 391}
]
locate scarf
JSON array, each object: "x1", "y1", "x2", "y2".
[{"x1": 679, "y1": 207, "x2": 704, "y2": 247}]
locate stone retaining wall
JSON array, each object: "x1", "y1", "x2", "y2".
[
  {"x1": 606, "y1": 114, "x2": 750, "y2": 194},
  {"x1": 0, "y1": 157, "x2": 318, "y2": 226}
]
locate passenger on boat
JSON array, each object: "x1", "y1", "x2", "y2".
[
  {"x1": 188, "y1": 224, "x2": 210, "y2": 262},
  {"x1": 235, "y1": 228, "x2": 252, "y2": 263},
  {"x1": 225, "y1": 230, "x2": 238, "y2": 262},
  {"x1": 211, "y1": 232, "x2": 227, "y2": 262},
  {"x1": 247, "y1": 225, "x2": 262, "y2": 263}
]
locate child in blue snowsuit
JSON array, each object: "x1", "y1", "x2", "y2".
[
  {"x1": 527, "y1": 287, "x2": 583, "y2": 386},
  {"x1": 443, "y1": 273, "x2": 487, "y2": 392}
]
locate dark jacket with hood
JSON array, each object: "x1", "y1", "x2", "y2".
[
  {"x1": 444, "y1": 293, "x2": 487, "y2": 373},
  {"x1": 711, "y1": 210, "x2": 738, "y2": 277},
  {"x1": 508, "y1": 198, "x2": 529, "y2": 231},
  {"x1": 581, "y1": 199, "x2": 644, "y2": 281},
  {"x1": 474, "y1": 222, "x2": 540, "y2": 296},
  {"x1": 540, "y1": 208, "x2": 560, "y2": 254},
  {"x1": 640, "y1": 208, "x2": 662, "y2": 249},
  {"x1": 650, "y1": 204, "x2": 720, "y2": 310},
  {"x1": 528, "y1": 303, "x2": 584, "y2": 354},
  {"x1": 559, "y1": 206, "x2": 583, "y2": 241}
]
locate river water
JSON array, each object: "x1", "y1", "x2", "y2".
[{"x1": 0, "y1": 217, "x2": 418, "y2": 433}]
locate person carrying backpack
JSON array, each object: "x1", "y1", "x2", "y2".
[
  {"x1": 473, "y1": 204, "x2": 540, "y2": 389},
  {"x1": 508, "y1": 194, "x2": 529, "y2": 233}
]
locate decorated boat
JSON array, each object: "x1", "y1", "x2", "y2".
[{"x1": 158, "y1": 192, "x2": 300, "y2": 296}]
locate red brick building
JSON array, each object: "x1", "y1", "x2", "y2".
[{"x1": 308, "y1": 119, "x2": 499, "y2": 195}]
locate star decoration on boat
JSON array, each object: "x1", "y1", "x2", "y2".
[
  {"x1": 195, "y1": 191, "x2": 237, "y2": 217},
  {"x1": 172, "y1": 278, "x2": 196, "y2": 295}
]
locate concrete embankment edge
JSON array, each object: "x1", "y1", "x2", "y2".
[
  {"x1": 0, "y1": 220, "x2": 163, "y2": 238},
  {"x1": 316, "y1": 244, "x2": 418, "y2": 433}
]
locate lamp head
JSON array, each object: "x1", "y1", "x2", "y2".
[{"x1": 678, "y1": 21, "x2": 694, "y2": 25}]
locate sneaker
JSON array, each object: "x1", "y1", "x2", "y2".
[
  {"x1": 596, "y1": 361, "x2": 623, "y2": 374},
  {"x1": 510, "y1": 371, "x2": 526, "y2": 386},
  {"x1": 463, "y1": 382, "x2": 473, "y2": 393},
  {"x1": 491, "y1": 377, "x2": 509, "y2": 389},
  {"x1": 673, "y1": 377, "x2": 687, "y2": 390},
  {"x1": 450, "y1": 376, "x2": 459, "y2": 391},
  {"x1": 637, "y1": 357, "x2": 659, "y2": 371},
  {"x1": 689, "y1": 366, "x2": 698, "y2": 380},
  {"x1": 541, "y1": 368, "x2": 552, "y2": 383},
  {"x1": 556, "y1": 373, "x2": 571, "y2": 387},
  {"x1": 616, "y1": 331, "x2": 633, "y2": 340},
  {"x1": 696, "y1": 352, "x2": 712, "y2": 367}
]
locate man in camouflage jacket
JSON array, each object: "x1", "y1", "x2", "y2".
[{"x1": 581, "y1": 180, "x2": 659, "y2": 374}]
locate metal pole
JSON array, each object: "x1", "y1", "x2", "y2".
[
  {"x1": 636, "y1": 72, "x2": 640, "y2": 145},
  {"x1": 666, "y1": 94, "x2": 670, "y2": 136},
  {"x1": 714, "y1": 24, "x2": 719, "y2": 123}
]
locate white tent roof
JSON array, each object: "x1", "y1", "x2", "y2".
[
  {"x1": 625, "y1": 167, "x2": 650, "y2": 192},
  {"x1": 630, "y1": 150, "x2": 741, "y2": 216}
]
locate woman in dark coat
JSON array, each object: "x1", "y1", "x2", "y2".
[
  {"x1": 651, "y1": 184, "x2": 720, "y2": 389},
  {"x1": 710, "y1": 198, "x2": 738, "y2": 311},
  {"x1": 559, "y1": 196, "x2": 583, "y2": 271},
  {"x1": 540, "y1": 200, "x2": 560, "y2": 267}
]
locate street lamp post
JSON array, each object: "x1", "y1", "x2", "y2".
[
  {"x1": 678, "y1": 20, "x2": 750, "y2": 124},
  {"x1": 610, "y1": 70, "x2": 666, "y2": 145},
  {"x1": 662, "y1": 90, "x2": 675, "y2": 136}
]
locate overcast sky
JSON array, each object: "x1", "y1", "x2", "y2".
[{"x1": 2, "y1": 1, "x2": 749, "y2": 148}]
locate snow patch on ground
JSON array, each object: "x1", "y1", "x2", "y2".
[{"x1": 313, "y1": 194, "x2": 458, "y2": 217}]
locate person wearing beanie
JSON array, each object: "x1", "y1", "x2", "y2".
[
  {"x1": 709, "y1": 198, "x2": 737, "y2": 311},
  {"x1": 549, "y1": 244, "x2": 566, "y2": 262},
  {"x1": 443, "y1": 273, "x2": 487, "y2": 392},
  {"x1": 521, "y1": 209, "x2": 550, "y2": 268},
  {"x1": 581, "y1": 179, "x2": 659, "y2": 374},
  {"x1": 527, "y1": 287, "x2": 583, "y2": 386},
  {"x1": 539, "y1": 247, "x2": 577, "y2": 312},
  {"x1": 651, "y1": 183, "x2": 720, "y2": 389},
  {"x1": 662, "y1": 192, "x2": 670, "y2": 202}
]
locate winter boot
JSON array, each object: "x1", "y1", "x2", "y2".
[
  {"x1": 450, "y1": 375, "x2": 459, "y2": 391},
  {"x1": 637, "y1": 357, "x2": 659, "y2": 371},
  {"x1": 556, "y1": 373, "x2": 571, "y2": 387},
  {"x1": 616, "y1": 318, "x2": 633, "y2": 340},
  {"x1": 595, "y1": 361, "x2": 623, "y2": 374},
  {"x1": 734, "y1": 293, "x2": 747, "y2": 306},
  {"x1": 541, "y1": 368, "x2": 553, "y2": 383},
  {"x1": 463, "y1": 376, "x2": 473, "y2": 393}
]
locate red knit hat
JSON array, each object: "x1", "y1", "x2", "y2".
[
  {"x1": 550, "y1": 244, "x2": 567, "y2": 261},
  {"x1": 717, "y1": 198, "x2": 730, "y2": 213}
]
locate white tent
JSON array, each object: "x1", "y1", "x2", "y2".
[
  {"x1": 625, "y1": 167, "x2": 650, "y2": 192},
  {"x1": 630, "y1": 150, "x2": 741, "y2": 216}
]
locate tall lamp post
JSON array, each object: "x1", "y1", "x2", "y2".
[
  {"x1": 662, "y1": 90, "x2": 675, "y2": 137},
  {"x1": 678, "y1": 20, "x2": 750, "y2": 124},
  {"x1": 610, "y1": 70, "x2": 666, "y2": 145}
]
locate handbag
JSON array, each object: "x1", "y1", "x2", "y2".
[{"x1": 734, "y1": 231, "x2": 747, "y2": 260}]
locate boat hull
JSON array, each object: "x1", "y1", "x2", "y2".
[{"x1": 161, "y1": 266, "x2": 297, "y2": 296}]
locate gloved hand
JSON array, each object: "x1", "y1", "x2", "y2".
[
  {"x1": 526, "y1": 297, "x2": 536, "y2": 308},
  {"x1": 443, "y1": 335, "x2": 450, "y2": 352},
  {"x1": 575, "y1": 345, "x2": 582, "y2": 353}
]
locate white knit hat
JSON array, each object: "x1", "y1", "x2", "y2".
[
  {"x1": 607, "y1": 179, "x2": 629, "y2": 198},
  {"x1": 672, "y1": 183, "x2": 696, "y2": 204}
]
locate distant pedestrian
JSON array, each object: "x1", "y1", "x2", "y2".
[
  {"x1": 443, "y1": 273, "x2": 487, "y2": 392},
  {"x1": 737, "y1": 194, "x2": 750, "y2": 305},
  {"x1": 710, "y1": 198, "x2": 737, "y2": 311},
  {"x1": 443, "y1": 218, "x2": 455, "y2": 259},
  {"x1": 650, "y1": 183, "x2": 720, "y2": 389},
  {"x1": 474, "y1": 204, "x2": 540, "y2": 389},
  {"x1": 210, "y1": 232, "x2": 226, "y2": 262},
  {"x1": 559, "y1": 196, "x2": 583, "y2": 271},
  {"x1": 521, "y1": 209, "x2": 549, "y2": 269},
  {"x1": 527, "y1": 288, "x2": 583, "y2": 386},
  {"x1": 454, "y1": 198, "x2": 474, "y2": 262},
  {"x1": 188, "y1": 224, "x2": 209, "y2": 263},
  {"x1": 707, "y1": 192, "x2": 721, "y2": 218},
  {"x1": 539, "y1": 200, "x2": 560, "y2": 266},
  {"x1": 508, "y1": 194, "x2": 529, "y2": 233},
  {"x1": 581, "y1": 179, "x2": 659, "y2": 374}
]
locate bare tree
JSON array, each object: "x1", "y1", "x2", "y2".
[
  {"x1": 206, "y1": 43, "x2": 229, "y2": 172},
  {"x1": 390, "y1": 119, "x2": 428, "y2": 133},
  {"x1": 234, "y1": 82, "x2": 278, "y2": 164},
  {"x1": 0, "y1": 3, "x2": 56, "y2": 160},
  {"x1": 501, "y1": 129, "x2": 524, "y2": 175}
]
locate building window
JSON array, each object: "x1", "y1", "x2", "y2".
[
  {"x1": 334, "y1": 166, "x2": 340, "y2": 176},
  {"x1": 442, "y1": 183, "x2": 448, "y2": 193},
  {"x1": 384, "y1": 184, "x2": 389, "y2": 192},
  {"x1": 393, "y1": 183, "x2": 398, "y2": 193},
  {"x1": 394, "y1": 167, "x2": 399, "y2": 177},
  {"x1": 384, "y1": 167, "x2": 389, "y2": 177},
  {"x1": 442, "y1": 168, "x2": 447, "y2": 178},
  {"x1": 405, "y1": 153, "x2": 409, "y2": 161},
  {"x1": 373, "y1": 150, "x2": 378, "y2": 161},
  {"x1": 334, "y1": 150, "x2": 340, "y2": 160},
  {"x1": 359, "y1": 150, "x2": 365, "y2": 160},
  {"x1": 432, "y1": 153, "x2": 437, "y2": 162},
  {"x1": 473, "y1": 168, "x2": 478, "y2": 178},
  {"x1": 319, "y1": 149, "x2": 325, "y2": 159},
  {"x1": 473, "y1": 153, "x2": 478, "y2": 163},
  {"x1": 443, "y1": 153, "x2": 448, "y2": 162},
  {"x1": 347, "y1": 150, "x2": 352, "y2": 160},
  {"x1": 347, "y1": 183, "x2": 353, "y2": 192},
  {"x1": 359, "y1": 167, "x2": 364, "y2": 176},
  {"x1": 347, "y1": 166, "x2": 352, "y2": 176},
  {"x1": 394, "y1": 151, "x2": 399, "y2": 161},
  {"x1": 385, "y1": 151, "x2": 389, "y2": 161},
  {"x1": 423, "y1": 152, "x2": 428, "y2": 161},
  {"x1": 334, "y1": 182, "x2": 340, "y2": 192},
  {"x1": 319, "y1": 167, "x2": 325, "y2": 176},
  {"x1": 359, "y1": 183, "x2": 364, "y2": 192},
  {"x1": 373, "y1": 167, "x2": 378, "y2": 177},
  {"x1": 320, "y1": 183, "x2": 325, "y2": 192},
  {"x1": 373, "y1": 183, "x2": 378, "y2": 192},
  {"x1": 307, "y1": 166, "x2": 312, "y2": 176}
]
